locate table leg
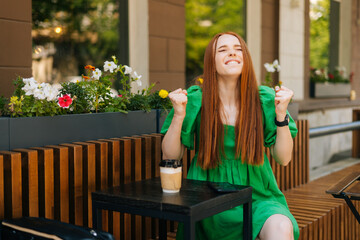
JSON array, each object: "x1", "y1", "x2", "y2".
[
  {"x1": 183, "y1": 218, "x2": 195, "y2": 240},
  {"x1": 92, "y1": 202, "x2": 102, "y2": 230},
  {"x1": 243, "y1": 201, "x2": 252, "y2": 240},
  {"x1": 159, "y1": 219, "x2": 167, "y2": 240}
]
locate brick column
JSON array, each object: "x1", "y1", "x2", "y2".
[
  {"x1": 148, "y1": 0, "x2": 185, "y2": 91},
  {"x1": 0, "y1": 0, "x2": 32, "y2": 97}
]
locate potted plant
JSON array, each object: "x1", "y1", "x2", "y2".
[
  {"x1": 0, "y1": 57, "x2": 172, "y2": 150},
  {"x1": 310, "y1": 67, "x2": 353, "y2": 98}
]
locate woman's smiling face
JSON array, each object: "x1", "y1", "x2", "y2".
[{"x1": 215, "y1": 34, "x2": 243, "y2": 79}]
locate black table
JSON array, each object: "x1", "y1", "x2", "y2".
[{"x1": 92, "y1": 178, "x2": 252, "y2": 240}]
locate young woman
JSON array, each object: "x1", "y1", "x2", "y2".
[{"x1": 161, "y1": 32, "x2": 298, "y2": 240}]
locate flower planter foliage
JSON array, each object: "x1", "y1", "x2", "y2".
[
  {"x1": 310, "y1": 67, "x2": 353, "y2": 98},
  {"x1": 310, "y1": 82, "x2": 351, "y2": 98},
  {"x1": 0, "y1": 57, "x2": 172, "y2": 150},
  {"x1": 1, "y1": 56, "x2": 171, "y2": 118}
]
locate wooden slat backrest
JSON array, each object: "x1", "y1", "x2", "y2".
[
  {"x1": 266, "y1": 120, "x2": 309, "y2": 191},
  {"x1": 108, "y1": 137, "x2": 137, "y2": 240},
  {"x1": 45, "y1": 145, "x2": 70, "y2": 223},
  {"x1": 59, "y1": 144, "x2": 83, "y2": 226},
  {"x1": 142, "y1": 134, "x2": 164, "y2": 239},
  {"x1": 0, "y1": 151, "x2": 22, "y2": 219},
  {"x1": 116, "y1": 138, "x2": 132, "y2": 240},
  {"x1": 29, "y1": 147, "x2": 54, "y2": 220},
  {"x1": 72, "y1": 142, "x2": 97, "y2": 228},
  {"x1": 12, "y1": 149, "x2": 39, "y2": 218},
  {"x1": 85, "y1": 141, "x2": 109, "y2": 232},
  {"x1": 96, "y1": 139, "x2": 121, "y2": 239}
]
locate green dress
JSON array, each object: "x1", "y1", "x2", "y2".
[{"x1": 161, "y1": 85, "x2": 299, "y2": 240}]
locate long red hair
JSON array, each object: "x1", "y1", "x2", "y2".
[{"x1": 197, "y1": 32, "x2": 264, "y2": 169}]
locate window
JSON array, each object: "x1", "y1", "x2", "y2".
[{"x1": 32, "y1": 0, "x2": 128, "y2": 87}]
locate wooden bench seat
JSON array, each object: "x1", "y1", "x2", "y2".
[{"x1": 284, "y1": 163, "x2": 360, "y2": 240}]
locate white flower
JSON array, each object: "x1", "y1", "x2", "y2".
[
  {"x1": 93, "y1": 68, "x2": 102, "y2": 80},
  {"x1": 276, "y1": 65, "x2": 281, "y2": 72},
  {"x1": 22, "y1": 81, "x2": 38, "y2": 96},
  {"x1": 264, "y1": 60, "x2": 281, "y2": 73},
  {"x1": 124, "y1": 65, "x2": 132, "y2": 75},
  {"x1": 109, "y1": 88, "x2": 119, "y2": 98},
  {"x1": 34, "y1": 88, "x2": 46, "y2": 100},
  {"x1": 136, "y1": 79, "x2": 142, "y2": 87},
  {"x1": 103, "y1": 61, "x2": 117, "y2": 73},
  {"x1": 43, "y1": 84, "x2": 59, "y2": 101},
  {"x1": 23, "y1": 77, "x2": 36, "y2": 85},
  {"x1": 132, "y1": 71, "x2": 142, "y2": 80},
  {"x1": 264, "y1": 63, "x2": 275, "y2": 73},
  {"x1": 315, "y1": 69, "x2": 322, "y2": 76},
  {"x1": 273, "y1": 59, "x2": 279, "y2": 67}
]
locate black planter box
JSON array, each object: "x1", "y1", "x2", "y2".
[
  {"x1": 0, "y1": 118, "x2": 9, "y2": 150},
  {"x1": 1, "y1": 110, "x2": 159, "y2": 151}
]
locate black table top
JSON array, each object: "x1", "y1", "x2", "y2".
[{"x1": 92, "y1": 178, "x2": 252, "y2": 216}]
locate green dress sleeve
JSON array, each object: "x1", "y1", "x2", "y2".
[
  {"x1": 259, "y1": 85, "x2": 298, "y2": 148},
  {"x1": 160, "y1": 85, "x2": 202, "y2": 150}
]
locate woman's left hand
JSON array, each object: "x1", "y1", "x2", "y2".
[{"x1": 274, "y1": 85, "x2": 293, "y2": 119}]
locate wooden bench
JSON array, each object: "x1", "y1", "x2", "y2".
[{"x1": 0, "y1": 119, "x2": 359, "y2": 239}]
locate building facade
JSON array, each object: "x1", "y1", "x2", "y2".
[{"x1": 1, "y1": 0, "x2": 360, "y2": 169}]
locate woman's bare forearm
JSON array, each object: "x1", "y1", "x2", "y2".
[
  {"x1": 162, "y1": 115, "x2": 185, "y2": 160},
  {"x1": 271, "y1": 125, "x2": 293, "y2": 166}
]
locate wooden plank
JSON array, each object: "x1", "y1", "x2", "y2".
[
  {"x1": 97, "y1": 139, "x2": 121, "y2": 239},
  {"x1": 121, "y1": 136, "x2": 147, "y2": 240},
  {"x1": 30, "y1": 147, "x2": 54, "y2": 219},
  {"x1": 142, "y1": 134, "x2": 162, "y2": 178},
  {"x1": 0, "y1": 151, "x2": 23, "y2": 219},
  {"x1": 59, "y1": 144, "x2": 83, "y2": 226},
  {"x1": 141, "y1": 136, "x2": 152, "y2": 240},
  {"x1": 352, "y1": 110, "x2": 360, "y2": 158},
  {"x1": 73, "y1": 142, "x2": 96, "y2": 228},
  {"x1": 119, "y1": 138, "x2": 132, "y2": 240},
  {"x1": 0, "y1": 155, "x2": 3, "y2": 220},
  {"x1": 13, "y1": 149, "x2": 39, "y2": 218},
  {"x1": 305, "y1": 120, "x2": 309, "y2": 183},
  {"x1": 326, "y1": 172, "x2": 360, "y2": 195},
  {"x1": 46, "y1": 145, "x2": 69, "y2": 223},
  {"x1": 0, "y1": 151, "x2": 22, "y2": 218},
  {"x1": 85, "y1": 140, "x2": 109, "y2": 232}
]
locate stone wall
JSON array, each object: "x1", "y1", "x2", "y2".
[
  {"x1": 148, "y1": 0, "x2": 186, "y2": 91},
  {"x1": 0, "y1": 0, "x2": 32, "y2": 97},
  {"x1": 299, "y1": 108, "x2": 353, "y2": 170}
]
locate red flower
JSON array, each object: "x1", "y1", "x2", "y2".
[
  {"x1": 58, "y1": 95, "x2": 73, "y2": 108},
  {"x1": 328, "y1": 73, "x2": 334, "y2": 79},
  {"x1": 118, "y1": 94, "x2": 123, "y2": 97}
]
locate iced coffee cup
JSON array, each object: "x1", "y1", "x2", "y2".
[{"x1": 159, "y1": 159, "x2": 182, "y2": 193}]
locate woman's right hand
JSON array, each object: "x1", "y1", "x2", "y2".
[{"x1": 168, "y1": 88, "x2": 188, "y2": 119}]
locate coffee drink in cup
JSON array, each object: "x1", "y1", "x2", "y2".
[{"x1": 159, "y1": 159, "x2": 182, "y2": 193}]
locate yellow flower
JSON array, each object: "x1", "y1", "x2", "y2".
[
  {"x1": 278, "y1": 81, "x2": 283, "y2": 87},
  {"x1": 197, "y1": 77, "x2": 204, "y2": 84},
  {"x1": 159, "y1": 89, "x2": 169, "y2": 98},
  {"x1": 10, "y1": 96, "x2": 19, "y2": 103}
]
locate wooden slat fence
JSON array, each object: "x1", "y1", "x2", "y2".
[{"x1": 1, "y1": 120, "x2": 358, "y2": 239}]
